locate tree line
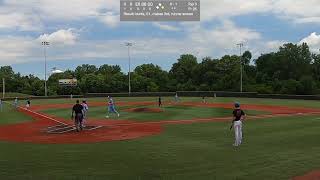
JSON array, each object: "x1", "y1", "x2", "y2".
[{"x1": 1, "y1": 42, "x2": 320, "y2": 96}]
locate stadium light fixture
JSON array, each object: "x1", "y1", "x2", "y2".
[
  {"x1": 125, "y1": 42, "x2": 133, "y2": 95},
  {"x1": 237, "y1": 43, "x2": 244, "y2": 93},
  {"x1": 2, "y1": 78, "x2": 5, "y2": 99},
  {"x1": 42, "y1": 41, "x2": 50, "y2": 97}
]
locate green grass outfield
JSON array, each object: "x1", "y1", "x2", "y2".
[
  {"x1": 16, "y1": 96, "x2": 320, "y2": 108},
  {"x1": 0, "y1": 103, "x2": 33, "y2": 125},
  {"x1": 1, "y1": 97, "x2": 320, "y2": 179}
]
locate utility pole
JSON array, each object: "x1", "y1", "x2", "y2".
[
  {"x1": 2, "y1": 78, "x2": 5, "y2": 99},
  {"x1": 42, "y1": 41, "x2": 50, "y2": 96},
  {"x1": 125, "y1": 42, "x2": 133, "y2": 95},
  {"x1": 237, "y1": 43, "x2": 244, "y2": 92}
]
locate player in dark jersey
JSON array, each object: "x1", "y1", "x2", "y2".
[
  {"x1": 158, "y1": 96, "x2": 162, "y2": 107},
  {"x1": 26, "y1": 99, "x2": 31, "y2": 108},
  {"x1": 231, "y1": 102, "x2": 246, "y2": 147},
  {"x1": 71, "y1": 100, "x2": 84, "y2": 132},
  {"x1": 202, "y1": 96, "x2": 206, "y2": 103}
]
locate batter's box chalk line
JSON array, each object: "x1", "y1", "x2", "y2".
[
  {"x1": 4, "y1": 102, "x2": 104, "y2": 134},
  {"x1": 46, "y1": 125, "x2": 104, "y2": 134}
]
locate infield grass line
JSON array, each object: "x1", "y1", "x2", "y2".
[{"x1": 3, "y1": 101, "x2": 69, "y2": 126}]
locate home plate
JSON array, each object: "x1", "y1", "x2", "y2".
[{"x1": 46, "y1": 125, "x2": 103, "y2": 134}]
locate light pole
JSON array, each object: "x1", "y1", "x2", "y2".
[
  {"x1": 237, "y1": 43, "x2": 244, "y2": 92},
  {"x1": 2, "y1": 78, "x2": 5, "y2": 99},
  {"x1": 42, "y1": 41, "x2": 50, "y2": 96},
  {"x1": 125, "y1": 42, "x2": 133, "y2": 95}
]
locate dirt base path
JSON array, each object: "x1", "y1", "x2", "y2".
[
  {"x1": 0, "y1": 101, "x2": 319, "y2": 145},
  {"x1": 292, "y1": 170, "x2": 320, "y2": 180}
]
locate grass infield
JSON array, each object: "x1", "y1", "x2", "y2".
[{"x1": 0, "y1": 103, "x2": 33, "y2": 125}]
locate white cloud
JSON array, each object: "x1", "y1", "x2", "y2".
[
  {"x1": 201, "y1": 0, "x2": 273, "y2": 21},
  {"x1": 0, "y1": 12, "x2": 42, "y2": 31},
  {"x1": 42, "y1": 21, "x2": 263, "y2": 61},
  {"x1": 266, "y1": 40, "x2": 288, "y2": 51},
  {"x1": 245, "y1": 40, "x2": 287, "y2": 58},
  {"x1": 0, "y1": 20, "x2": 271, "y2": 65},
  {"x1": 0, "y1": 36, "x2": 37, "y2": 64},
  {"x1": 98, "y1": 12, "x2": 120, "y2": 28},
  {"x1": 294, "y1": 17, "x2": 320, "y2": 24},
  {"x1": 0, "y1": 29, "x2": 79, "y2": 65},
  {"x1": 152, "y1": 23, "x2": 180, "y2": 31},
  {"x1": 37, "y1": 29, "x2": 79, "y2": 45},
  {"x1": 200, "y1": 0, "x2": 320, "y2": 24},
  {"x1": 299, "y1": 32, "x2": 320, "y2": 53},
  {"x1": 3, "y1": 0, "x2": 119, "y2": 20},
  {"x1": 189, "y1": 20, "x2": 261, "y2": 52},
  {"x1": 1, "y1": 0, "x2": 320, "y2": 67},
  {"x1": 0, "y1": 27, "x2": 317, "y2": 68},
  {"x1": 0, "y1": 0, "x2": 120, "y2": 30},
  {"x1": 273, "y1": 0, "x2": 320, "y2": 24},
  {"x1": 1, "y1": 0, "x2": 319, "y2": 32}
]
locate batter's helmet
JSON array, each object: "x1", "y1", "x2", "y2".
[{"x1": 234, "y1": 102, "x2": 240, "y2": 108}]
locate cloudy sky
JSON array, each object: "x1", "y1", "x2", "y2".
[{"x1": 0, "y1": 0, "x2": 320, "y2": 78}]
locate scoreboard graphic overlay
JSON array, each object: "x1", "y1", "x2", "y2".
[{"x1": 120, "y1": 0, "x2": 200, "y2": 21}]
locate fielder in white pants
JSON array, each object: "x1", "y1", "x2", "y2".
[
  {"x1": 81, "y1": 100, "x2": 89, "y2": 127},
  {"x1": 232, "y1": 102, "x2": 246, "y2": 147}
]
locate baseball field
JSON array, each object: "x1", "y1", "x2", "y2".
[{"x1": 0, "y1": 96, "x2": 320, "y2": 180}]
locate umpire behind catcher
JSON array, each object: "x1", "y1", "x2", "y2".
[{"x1": 71, "y1": 100, "x2": 84, "y2": 132}]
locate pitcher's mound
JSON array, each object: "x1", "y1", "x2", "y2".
[{"x1": 125, "y1": 108, "x2": 163, "y2": 113}]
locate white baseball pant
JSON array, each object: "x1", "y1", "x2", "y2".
[{"x1": 233, "y1": 120, "x2": 243, "y2": 146}]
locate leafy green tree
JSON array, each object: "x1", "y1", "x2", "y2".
[
  {"x1": 312, "y1": 54, "x2": 320, "y2": 81},
  {"x1": 1, "y1": 42, "x2": 319, "y2": 95},
  {"x1": 192, "y1": 57, "x2": 218, "y2": 90},
  {"x1": 134, "y1": 64, "x2": 169, "y2": 91},
  {"x1": 242, "y1": 51, "x2": 252, "y2": 65},
  {"x1": 215, "y1": 55, "x2": 241, "y2": 91},
  {"x1": 299, "y1": 76, "x2": 315, "y2": 94},
  {"x1": 98, "y1": 65, "x2": 121, "y2": 75},
  {"x1": 131, "y1": 74, "x2": 160, "y2": 92},
  {"x1": 169, "y1": 54, "x2": 198, "y2": 87},
  {"x1": 0, "y1": 66, "x2": 16, "y2": 92},
  {"x1": 108, "y1": 72, "x2": 127, "y2": 92},
  {"x1": 75, "y1": 64, "x2": 97, "y2": 80},
  {"x1": 96, "y1": 64, "x2": 126, "y2": 93}
]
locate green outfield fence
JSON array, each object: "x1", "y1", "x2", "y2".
[
  {"x1": 1, "y1": 95, "x2": 84, "y2": 101},
  {"x1": 86, "y1": 92, "x2": 176, "y2": 97},
  {"x1": 2, "y1": 91, "x2": 320, "y2": 101},
  {"x1": 86, "y1": 91, "x2": 320, "y2": 100},
  {"x1": 85, "y1": 91, "x2": 257, "y2": 98},
  {"x1": 256, "y1": 94, "x2": 320, "y2": 100}
]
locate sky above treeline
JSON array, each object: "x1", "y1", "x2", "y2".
[{"x1": 0, "y1": 0, "x2": 319, "y2": 78}]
